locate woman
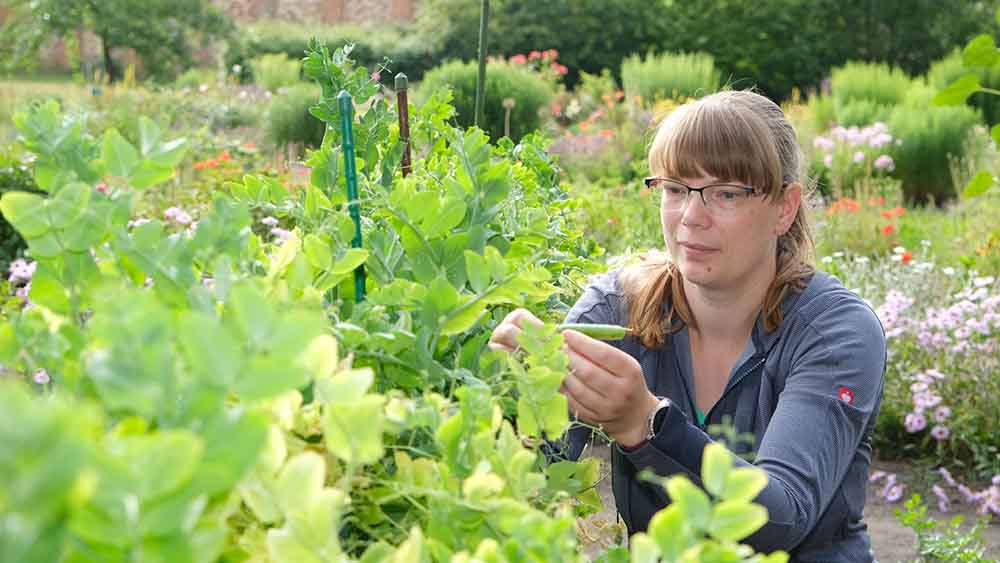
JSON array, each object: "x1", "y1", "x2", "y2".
[{"x1": 488, "y1": 90, "x2": 886, "y2": 561}]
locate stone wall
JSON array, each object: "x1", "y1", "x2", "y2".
[{"x1": 215, "y1": 0, "x2": 419, "y2": 24}]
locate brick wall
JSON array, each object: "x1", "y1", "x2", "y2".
[{"x1": 215, "y1": 0, "x2": 419, "y2": 24}]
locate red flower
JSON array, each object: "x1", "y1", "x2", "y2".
[
  {"x1": 599, "y1": 129, "x2": 614, "y2": 138},
  {"x1": 528, "y1": 50, "x2": 541, "y2": 60},
  {"x1": 543, "y1": 49, "x2": 559, "y2": 60},
  {"x1": 509, "y1": 54, "x2": 527, "y2": 65},
  {"x1": 219, "y1": 150, "x2": 232, "y2": 162},
  {"x1": 901, "y1": 251, "x2": 913, "y2": 264},
  {"x1": 880, "y1": 206, "x2": 905, "y2": 219},
  {"x1": 869, "y1": 196, "x2": 885, "y2": 206},
  {"x1": 881, "y1": 224, "x2": 895, "y2": 236}
]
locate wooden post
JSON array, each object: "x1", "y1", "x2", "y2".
[{"x1": 395, "y1": 73, "x2": 412, "y2": 178}]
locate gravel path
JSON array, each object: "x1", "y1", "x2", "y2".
[{"x1": 577, "y1": 443, "x2": 1000, "y2": 561}]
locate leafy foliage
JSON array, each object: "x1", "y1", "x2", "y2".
[{"x1": 0, "y1": 0, "x2": 232, "y2": 82}]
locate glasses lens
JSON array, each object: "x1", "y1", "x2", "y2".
[
  {"x1": 657, "y1": 180, "x2": 690, "y2": 208},
  {"x1": 705, "y1": 185, "x2": 751, "y2": 211}
]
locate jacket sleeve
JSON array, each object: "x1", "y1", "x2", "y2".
[
  {"x1": 542, "y1": 273, "x2": 626, "y2": 463},
  {"x1": 618, "y1": 295, "x2": 886, "y2": 553}
]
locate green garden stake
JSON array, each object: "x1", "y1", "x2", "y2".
[
  {"x1": 474, "y1": 0, "x2": 490, "y2": 128},
  {"x1": 338, "y1": 90, "x2": 366, "y2": 302}
]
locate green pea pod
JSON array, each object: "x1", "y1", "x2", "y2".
[{"x1": 556, "y1": 323, "x2": 630, "y2": 340}]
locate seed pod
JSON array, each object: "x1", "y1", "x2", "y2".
[{"x1": 556, "y1": 323, "x2": 630, "y2": 340}]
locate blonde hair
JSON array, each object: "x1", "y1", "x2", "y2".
[{"x1": 622, "y1": 90, "x2": 815, "y2": 348}]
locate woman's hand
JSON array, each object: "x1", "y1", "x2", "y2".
[
  {"x1": 487, "y1": 308, "x2": 544, "y2": 353},
  {"x1": 560, "y1": 329, "x2": 658, "y2": 448}
]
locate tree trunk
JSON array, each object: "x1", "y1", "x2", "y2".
[{"x1": 100, "y1": 33, "x2": 117, "y2": 83}]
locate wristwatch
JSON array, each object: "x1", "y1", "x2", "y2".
[{"x1": 646, "y1": 396, "x2": 672, "y2": 440}]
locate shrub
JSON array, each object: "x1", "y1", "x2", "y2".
[
  {"x1": 835, "y1": 99, "x2": 893, "y2": 128},
  {"x1": 418, "y1": 60, "x2": 552, "y2": 142},
  {"x1": 266, "y1": 84, "x2": 326, "y2": 152},
  {"x1": 174, "y1": 68, "x2": 218, "y2": 90},
  {"x1": 926, "y1": 49, "x2": 1000, "y2": 125},
  {"x1": 887, "y1": 104, "x2": 983, "y2": 203},
  {"x1": 250, "y1": 53, "x2": 301, "y2": 91},
  {"x1": 0, "y1": 152, "x2": 41, "y2": 271},
  {"x1": 831, "y1": 62, "x2": 913, "y2": 109},
  {"x1": 805, "y1": 93, "x2": 837, "y2": 131},
  {"x1": 621, "y1": 51, "x2": 720, "y2": 104},
  {"x1": 414, "y1": 0, "x2": 668, "y2": 89},
  {"x1": 225, "y1": 21, "x2": 438, "y2": 86}
]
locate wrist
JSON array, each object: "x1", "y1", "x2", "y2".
[{"x1": 615, "y1": 394, "x2": 661, "y2": 448}]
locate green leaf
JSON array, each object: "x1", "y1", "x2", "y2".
[
  {"x1": 302, "y1": 234, "x2": 333, "y2": 271},
  {"x1": 324, "y1": 394, "x2": 386, "y2": 465},
  {"x1": 722, "y1": 467, "x2": 768, "y2": 502},
  {"x1": 235, "y1": 356, "x2": 310, "y2": 401},
  {"x1": 121, "y1": 431, "x2": 204, "y2": 501},
  {"x1": 708, "y1": 500, "x2": 768, "y2": 542},
  {"x1": 992, "y1": 123, "x2": 1000, "y2": 147},
  {"x1": 316, "y1": 368, "x2": 374, "y2": 404},
  {"x1": 647, "y1": 505, "x2": 691, "y2": 562},
  {"x1": 933, "y1": 74, "x2": 980, "y2": 106},
  {"x1": 701, "y1": 443, "x2": 731, "y2": 498},
  {"x1": 147, "y1": 138, "x2": 188, "y2": 169},
  {"x1": 440, "y1": 298, "x2": 487, "y2": 336},
  {"x1": 628, "y1": 534, "x2": 660, "y2": 563},
  {"x1": 129, "y1": 161, "x2": 175, "y2": 189},
  {"x1": 28, "y1": 271, "x2": 70, "y2": 314},
  {"x1": 330, "y1": 248, "x2": 369, "y2": 276},
  {"x1": 1, "y1": 191, "x2": 50, "y2": 238},
  {"x1": 103, "y1": 129, "x2": 140, "y2": 178},
  {"x1": 666, "y1": 475, "x2": 712, "y2": 530},
  {"x1": 464, "y1": 250, "x2": 490, "y2": 294},
  {"x1": 48, "y1": 182, "x2": 88, "y2": 229},
  {"x1": 138, "y1": 116, "x2": 162, "y2": 156},
  {"x1": 275, "y1": 452, "x2": 326, "y2": 516},
  {"x1": 176, "y1": 312, "x2": 241, "y2": 387},
  {"x1": 963, "y1": 171, "x2": 995, "y2": 198},
  {"x1": 963, "y1": 34, "x2": 1000, "y2": 68}
]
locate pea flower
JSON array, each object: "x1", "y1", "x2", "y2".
[
  {"x1": 930, "y1": 425, "x2": 950, "y2": 441},
  {"x1": 904, "y1": 412, "x2": 927, "y2": 433},
  {"x1": 33, "y1": 368, "x2": 50, "y2": 385}
]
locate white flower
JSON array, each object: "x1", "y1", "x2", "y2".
[
  {"x1": 833, "y1": 251, "x2": 845, "y2": 258},
  {"x1": 893, "y1": 246, "x2": 906, "y2": 254},
  {"x1": 920, "y1": 239, "x2": 931, "y2": 247},
  {"x1": 855, "y1": 256, "x2": 870, "y2": 264},
  {"x1": 822, "y1": 256, "x2": 833, "y2": 264},
  {"x1": 943, "y1": 267, "x2": 956, "y2": 276}
]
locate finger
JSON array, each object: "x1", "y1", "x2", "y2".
[
  {"x1": 489, "y1": 322, "x2": 521, "y2": 351},
  {"x1": 565, "y1": 350, "x2": 613, "y2": 399},
  {"x1": 563, "y1": 329, "x2": 641, "y2": 378},
  {"x1": 562, "y1": 367, "x2": 609, "y2": 413},
  {"x1": 508, "y1": 308, "x2": 545, "y2": 329},
  {"x1": 487, "y1": 341, "x2": 516, "y2": 353},
  {"x1": 562, "y1": 387, "x2": 602, "y2": 424}
]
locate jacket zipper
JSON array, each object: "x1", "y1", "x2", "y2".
[{"x1": 702, "y1": 355, "x2": 767, "y2": 429}]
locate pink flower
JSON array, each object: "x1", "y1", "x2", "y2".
[
  {"x1": 33, "y1": 368, "x2": 50, "y2": 385},
  {"x1": 528, "y1": 50, "x2": 541, "y2": 60},
  {"x1": 370, "y1": 70, "x2": 381, "y2": 82},
  {"x1": 95, "y1": 182, "x2": 109, "y2": 194},
  {"x1": 874, "y1": 154, "x2": 895, "y2": 171},
  {"x1": 509, "y1": 54, "x2": 527, "y2": 65},
  {"x1": 884, "y1": 483, "x2": 905, "y2": 503},
  {"x1": 934, "y1": 406, "x2": 951, "y2": 422},
  {"x1": 823, "y1": 154, "x2": 834, "y2": 168},
  {"x1": 270, "y1": 227, "x2": 292, "y2": 242},
  {"x1": 813, "y1": 136, "x2": 835, "y2": 151},
  {"x1": 904, "y1": 412, "x2": 927, "y2": 433},
  {"x1": 910, "y1": 382, "x2": 928, "y2": 393},
  {"x1": 930, "y1": 425, "x2": 950, "y2": 441},
  {"x1": 852, "y1": 150, "x2": 865, "y2": 164},
  {"x1": 261, "y1": 216, "x2": 279, "y2": 227}
]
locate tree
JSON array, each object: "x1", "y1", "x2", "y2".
[{"x1": 0, "y1": 0, "x2": 233, "y2": 82}]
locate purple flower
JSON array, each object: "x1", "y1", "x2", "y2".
[
  {"x1": 7, "y1": 259, "x2": 36, "y2": 285},
  {"x1": 938, "y1": 498, "x2": 951, "y2": 513},
  {"x1": 904, "y1": 412, "x2": 927, "y2": 433},
  {"x1": 910, "y1": 382, "x2": 928, "y2": 393},
  {"x1": 930, "y1": 425, "x2": 950, "y2": 441},
  {"x1": 958, "y1": 484, "x2": 978, "y2": 503},
  {"x1": 993, "y1": 475, "x2": 1000, "y2": 487},
  {"x1": 884, "y1": 483, "x2": 905, "y2": 503},
  {"x1": 873, "y1": 154, "x2": 895, "y2": 171},
  {"x1": 938, "y1": 468, "x2": 957, "y2": 487},
  {"x1": 271, "y1": 227, "x2": 292, "y2": 242},
  {"x1": 813, "y1": 136, "x2": 835, "y2": 152},
  {"x1": 261, "y1": 216, "x2": 279, "y2": 227},
  {"x1": 33, "y1": 368, "x2": 50, "y2": 385},
  {"x1": 869, "y1": 470, "x2": 887, "y2": 483},
  {"x1": 934, "y1": 406, "x2": 951, "y2": 422}
]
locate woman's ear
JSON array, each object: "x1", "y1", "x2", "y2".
[{"x1": 775, "y1": 182, "x2": 802, "y2": 236}]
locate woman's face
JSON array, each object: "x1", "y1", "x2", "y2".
[{"x1": 660, "y1": 173, "x2": 801, "y2": 292}]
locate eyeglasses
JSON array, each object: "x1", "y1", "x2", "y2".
[{"x1": 644, "y1": 177, "x2": 759, "y2": 214}]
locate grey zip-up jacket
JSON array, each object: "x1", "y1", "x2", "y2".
[{"x1": 551, "y1": 269, "x2": 886, "y2": 562}]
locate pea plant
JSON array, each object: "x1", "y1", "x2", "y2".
[{"x1": 0, "y1": 40, "x2": 784, "y2": 562}]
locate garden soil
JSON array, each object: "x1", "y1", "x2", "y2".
[{"x1": 579, "y1": 443, "x2": 1000, "y2": 562}]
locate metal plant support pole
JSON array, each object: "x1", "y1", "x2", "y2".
[
  {"x1": 337, "y1": 90, "x2": 366, "y2": 302},
  {"x1": 474, "y1": 0, "x2": 490, "y2": 128},
  {"x1": 395, "y1": 73, "x2": 412, "y2": 178}
]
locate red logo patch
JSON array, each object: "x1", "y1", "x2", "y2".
[{"x1": 838, "y1": 386, "x2": 855, "y2": 405}]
